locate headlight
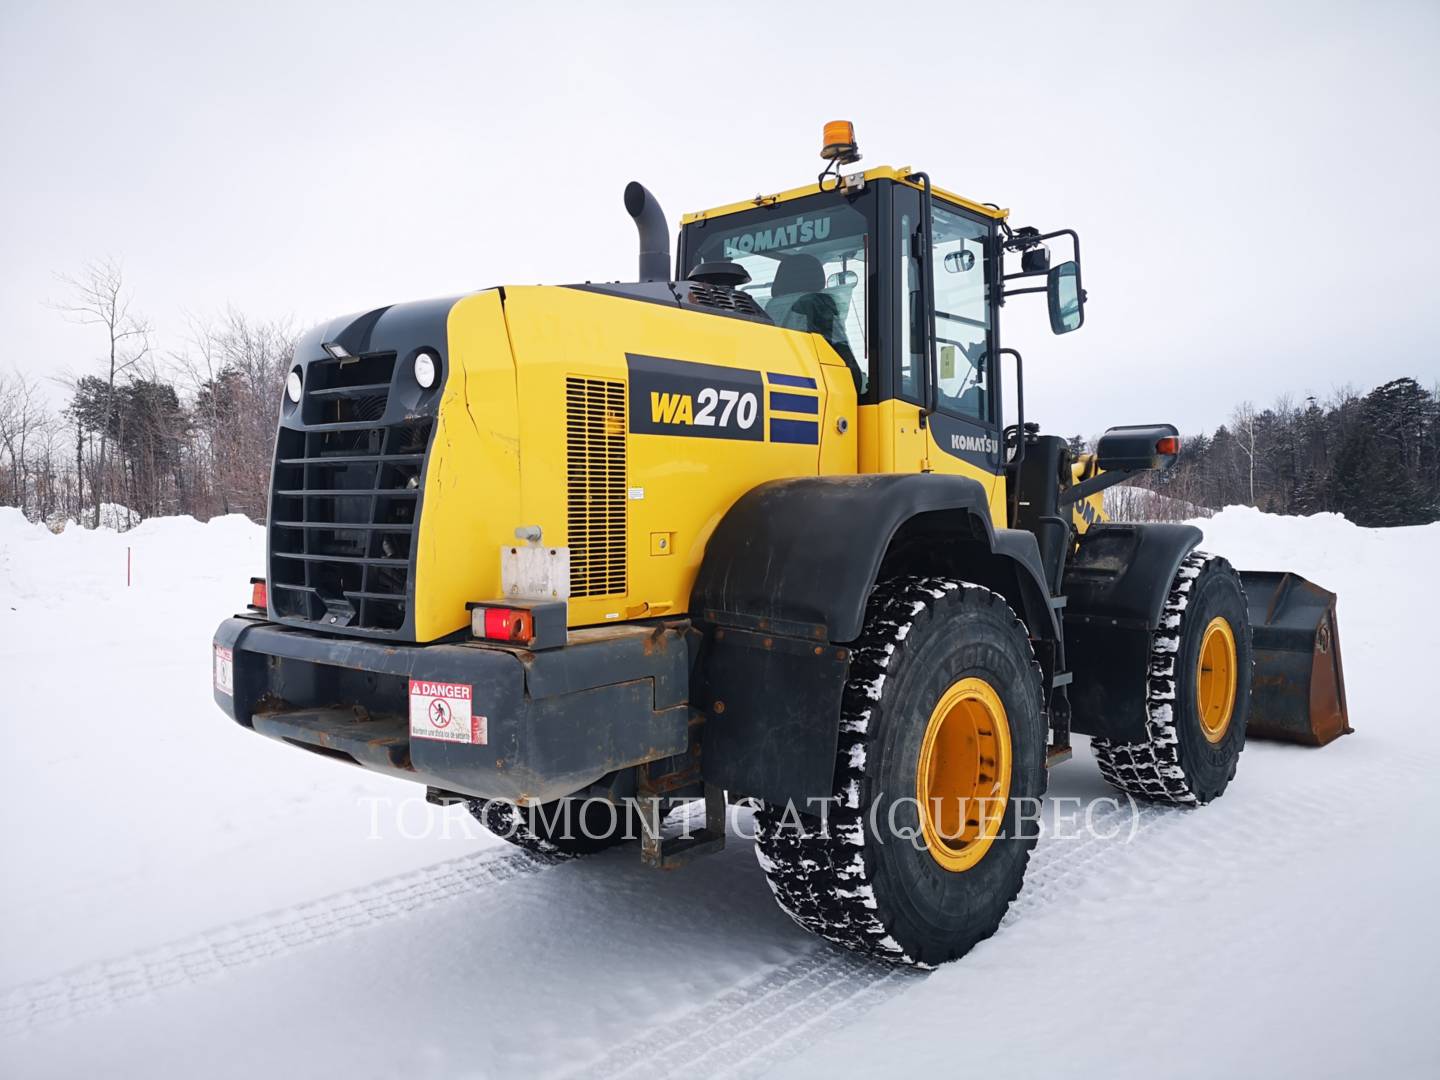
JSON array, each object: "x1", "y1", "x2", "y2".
[
  {"x1": 414, "y1": 351, "x2": 438, "y2": 389},
  {"x1": 286, "y1": 369, "x2": 303, "y2": 403}
]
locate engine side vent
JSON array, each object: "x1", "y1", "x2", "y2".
[
  {"x1": 565, "y1": 377, "x2": 628, "y2": 598},
  {"x1": 684, "y1": 283, "x2": 768, "y2": 320}
]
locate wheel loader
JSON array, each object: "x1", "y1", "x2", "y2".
[{"x1": 211, "y1": 123, "x2": 1350, "y2": 966}]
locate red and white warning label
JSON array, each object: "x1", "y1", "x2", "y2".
[
  {"x1": 214, "y1": 646, "x2": 233, "y2": 695},
  {"x1": 409, "y1": 679, "x2": 485, "y2": 745}
]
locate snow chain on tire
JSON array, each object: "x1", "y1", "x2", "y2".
[
  {"x1": 1092, "y1": 551, "x2": 1247, "y2": 805},
  {"x1": 753, "y1": 576, "x2": 1044, "y2": 967}
]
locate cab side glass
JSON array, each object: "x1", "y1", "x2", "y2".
[{"x1": 1048, "y1": 261, "x2": 1083, "y2": 334}]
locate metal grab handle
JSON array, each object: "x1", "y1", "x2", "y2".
[
  {"x1": 913, "y1": 172, "x2": 938, "y2": 420},
  {"x1": 1000, "y1": 347, "x2": 1025, "y2": 528}
]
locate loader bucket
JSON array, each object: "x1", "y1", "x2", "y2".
[{"x1": 1238, "y1": 571, "x2": 1352, "y2": 746}]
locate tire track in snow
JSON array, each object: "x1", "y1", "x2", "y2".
[
  {"x1": 570, "y1": 797, "x2": 1184, "y2": 1080},
  {"x1": 0, "y1": 845, "x2": 555, "y2": 1038}
]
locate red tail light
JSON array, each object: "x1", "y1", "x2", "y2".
[
  {"x1": 1155, "y1": 436, "x2": 1181, "y2": 455},
  {"x1": 481, "y1": 607, "x2": 535, "y2": 643},
  {"x1": 249, "y1": 577, "x2": 268, "y2": 611}
]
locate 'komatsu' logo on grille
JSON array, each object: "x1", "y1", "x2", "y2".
[{"x1": 951, "y1": 433, "x2": 999, "y2": 454}]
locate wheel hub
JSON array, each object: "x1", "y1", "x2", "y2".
[
  {"x1": 916, "y1": 677, "x2": 1012, "y2": 872},
  {"x1": 1197, "y1": 616, "x2": 1238, "y2": 744}
]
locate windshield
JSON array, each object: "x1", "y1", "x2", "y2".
[{"x1": 681, "y1": 193, "x2": 871, "y2": 394}]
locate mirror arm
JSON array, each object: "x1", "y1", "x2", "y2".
[
  {"x1": 1058, "y1": 468, "x2": 1138, "y2": 507},
  {"x1": 1002, "y1": 285, "x2": 1048, "y2": 298}
]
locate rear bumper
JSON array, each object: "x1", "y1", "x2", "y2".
[{"x1": 212, "y1": 616, "x2": 694, "y2": 804}]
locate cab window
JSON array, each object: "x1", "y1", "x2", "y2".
[
  {"x1": 683, "y1": 198, "x2": 871, "y2": 395},
  {"x1": 930, "y1": 204, "x2": 991, "y2": 421}
]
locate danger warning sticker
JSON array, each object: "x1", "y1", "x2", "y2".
[
  {"x1": 214, "y1": 646, "x2": 233, "y2": 695},
  {"x1": 409, "y1": 679, "x2": 485, "y2": 745}
]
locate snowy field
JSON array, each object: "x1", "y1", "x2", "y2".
[{"x1": 1, "y1": 506, "x2": 1437, "y2": 1078}]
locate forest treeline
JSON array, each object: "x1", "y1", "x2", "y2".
[
  {"x1": 1107, "y1": 378, "x2": 1440, "y2": 527},
  {"x1": 2, "y1": 259, "x2": 1437, "y2": 530},
  {"x1": 0, "y1": 260, "x2": 290, "y2": 528}
]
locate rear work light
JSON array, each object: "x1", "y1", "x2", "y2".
[
  {"x1": 1155, "y1": 436, "x2": 1181, "y2": 456},
  {"x1": 249, "y1": 577, "x2": 268, "y2": 612},
  {"x1": 480, "y1": 606, "x2": 535, "y2": 644}
]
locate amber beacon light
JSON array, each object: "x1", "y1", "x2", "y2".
[{"x1": 820, "y1": 120, "x2": 861, "y2": 165}]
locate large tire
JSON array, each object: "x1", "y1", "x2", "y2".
[
  {"x1": 754, "y1": 577, "x2": 1047, "y2": 968},
  {"x1": 1093, "y1": 551, "x2": 1252, "y2": 805},
  {"x1": 467, "y1": 797, "x2": 638, "y2": 859}
]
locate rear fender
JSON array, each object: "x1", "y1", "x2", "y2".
[{"x1": 691, "y1": 474, "x2": 1062, "y2": 804}]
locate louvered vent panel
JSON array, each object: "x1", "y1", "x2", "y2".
[{"x1": 566, "y1": 377, "x2": 628, "y2": 598}]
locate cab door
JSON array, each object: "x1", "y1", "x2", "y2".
[{"x1": 893, "y1": 186, "x2": 1007, "y2": 521}]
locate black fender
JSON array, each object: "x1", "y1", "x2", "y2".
[
  {"x1": 690, "y1": 473, "x2": 1061, "y2": 805},
  {"x1": 1062, "y1": 522, "x2": 1204, "y2": 742}
]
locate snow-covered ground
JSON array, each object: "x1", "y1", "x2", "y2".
[{"x1": 1, "y1": 506, "x2": 1436, "y2": 1078}]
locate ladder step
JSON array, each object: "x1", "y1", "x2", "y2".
[{"x1": 1051, "y1": 671, "x2": 1074, "y2": 689}]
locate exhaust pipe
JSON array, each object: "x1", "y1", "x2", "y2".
[{"x1": 624, "y1": 181, "x2": 670, "y2": 283}]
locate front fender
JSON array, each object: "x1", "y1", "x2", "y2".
[{"x1": 1063, "y1": 522, "x2": 1204, "y2": 741}]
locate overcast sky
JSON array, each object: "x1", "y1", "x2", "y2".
[{"x1": 2, "y1": 0, "x2": 1436, "y2": 436}]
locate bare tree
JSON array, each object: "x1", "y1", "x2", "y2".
[
  {"x1": 1232, "y1": 401, "x2": 1258, "y2": 506},
  {"x1": 52, "y1": 258, "x2": 150, "y2": 526},
  {"x1": 176, "y1": 309, "x2": 292, "y2": 520},
  {"x1": 0, "y1": 371, "x2": 46, "y2": 516}
]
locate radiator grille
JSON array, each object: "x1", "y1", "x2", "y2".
[
  {"x1": 301, "y1": 351, "x2": 397, "y2": 425},
  {"x1": 269, "y1": 412, "x2": 432, "y2": 633},
  {"x1": 566, "y1": 377, "x2": 628, "y2": 598}
]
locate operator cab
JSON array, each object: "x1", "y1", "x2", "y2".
[{"x1": 677, "y1": 123, "x2": 1086, "y2": 504}]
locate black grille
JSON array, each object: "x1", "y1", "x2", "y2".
[
  {"x1": 685, "y1": 283, "x2": 767, "y2": 319},
  {"x1": 269, "y1": 356, "x2": 431, "y2": 633},
  {"x1": 301, "y1": 351, "x2": 397, "y2": 425}
]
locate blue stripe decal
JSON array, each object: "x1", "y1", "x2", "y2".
[
  {"x1": 765, "y1": 371, "x2": 818, "y2": 389},
  {"x1": 770, "y1": 418, "x2": 820, "y2": 445},
  {"x1": 769, "y1": 391, "x2": 819, "y2": 415}
]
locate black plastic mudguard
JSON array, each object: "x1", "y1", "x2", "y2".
[
  {"x1": 691, "y1": 473, "x2": 1061, "y2": 805},
  {"x1": 694, "y1": 474, "x2": 995, "y2": 641},
  {"x1": 1062, "y1": 522, "x2": 1203, "y2": 742}
]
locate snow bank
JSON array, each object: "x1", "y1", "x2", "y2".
[
  {"x1": 1, "y1": 508, "x2": 1435, "y2": 1078},
  {"x1": 0, "y1": 512, "x2": 495, "y2": 989}
]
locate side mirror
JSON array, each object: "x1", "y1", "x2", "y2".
[
  {"x1": 1047, "y1": 261, "x2": 1084, "y2": 334},
  {"x1": 943, "y1": 249, "x2": 975, "y2": 273},
  {"x1": 1095, "y1": 424, "x2": 1181, "y2": 472}
]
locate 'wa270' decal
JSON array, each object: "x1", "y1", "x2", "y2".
[{"x1": 626, "y1": 354, "x2": 765, "y2": 441}]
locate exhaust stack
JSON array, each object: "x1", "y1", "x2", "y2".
[{"x1": 624, "y1": 181, "x2": 670, "y2": 283}]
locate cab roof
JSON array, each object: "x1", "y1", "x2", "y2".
[{"x1": 679, "y1": 165, "x2": 1009, "y2": 226}]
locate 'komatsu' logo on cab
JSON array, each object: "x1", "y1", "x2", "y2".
[
  {"x1": 722, "y1": 214, "x2": 832, "y2": 255},
  {"x1": 951, "y1": 433, "x2": 999, "y2": 454}
]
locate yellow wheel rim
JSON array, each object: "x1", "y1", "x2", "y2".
[
  {"x1": 1197, "y1": 616, "x2": 1238, "y2": 744},
  {"x1": 915, "y1": 677, "x2": 1012, "y2": 873}
]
